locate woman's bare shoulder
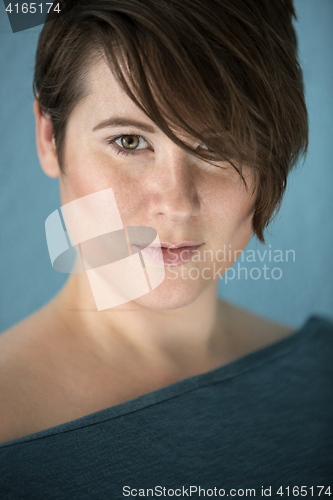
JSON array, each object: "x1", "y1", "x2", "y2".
[
  {"x1": 0, "y1": 308, "x2": 68, "y2": 445},
  {"x1": 0, "y1": 306, "x2": 132, "y2": 445},
  {"x1": 0, "y1": 315, "x2": 42, "y2": 441},
  {"x1": 0, "y1": 307, "x2": 55, "y2": 372}
]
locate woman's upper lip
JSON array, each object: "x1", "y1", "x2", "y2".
[{"x1": 135, "y1": 241, "x2": 204, "y2": 249}]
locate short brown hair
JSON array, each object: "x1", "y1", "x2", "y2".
[{"x1": 33, "y1": 0, "x2": 308, "y2": 242}]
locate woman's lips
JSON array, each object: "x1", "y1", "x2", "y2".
[{"x1": 134, "y1": 244, "x2": 204, "y2": 266}]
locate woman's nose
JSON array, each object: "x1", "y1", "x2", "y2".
[{"x1": 152, "y1": 151, "x2": 201, "y2": 224}]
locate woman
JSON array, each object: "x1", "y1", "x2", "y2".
[{"x1": 0, "y1": 0, "x2": 332, "y2": 497}]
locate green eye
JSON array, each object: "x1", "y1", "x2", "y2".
[
  {"x1": 120, "y1": 135, "x2": 140, "y2": 149},
  {"x1": 110, "y1": 134, "x2": 150, "y2": 156}
]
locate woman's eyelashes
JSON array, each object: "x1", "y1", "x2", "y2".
[
  {"x1": 106, "y1": 133, "x2": 214, "y2": 158},
  {"x1": 107, "y1": 134, "x2": 151, "y2": 156}
]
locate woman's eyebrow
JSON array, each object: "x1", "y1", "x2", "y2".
[{"x1": 92, "y1": 117, "x2": 157, "y2": 133}]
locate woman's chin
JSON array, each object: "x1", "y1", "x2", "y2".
[{"x1": 128, "y1": 273, "x2": 211, "y2": 311}]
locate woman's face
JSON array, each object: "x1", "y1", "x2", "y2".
[{"x1": 57, "y1": 59, "x2": 256, "y2": 310}]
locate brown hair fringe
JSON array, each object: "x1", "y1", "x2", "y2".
[{"x1": 33, "y1": 0, "x2": 308, "y2": 242}]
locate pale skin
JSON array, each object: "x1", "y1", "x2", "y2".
[{"x1": 0, "y1": 58, "x2": 294, "y2": 445}]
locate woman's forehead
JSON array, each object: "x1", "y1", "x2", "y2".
[
  {"x1": 74, "y1": 58, "x2": 209, "y2": 142},
  {"x1": 69, "y1": 59, "x2": 151, "y2": 128}
]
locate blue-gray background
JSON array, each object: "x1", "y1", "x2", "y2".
[{"x1": 0, "y1": 0, "x2": 332, "y2": 332}]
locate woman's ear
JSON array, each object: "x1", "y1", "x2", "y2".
[{"x1": 34, "y1": 99, "x2": 61, "y2": 178}]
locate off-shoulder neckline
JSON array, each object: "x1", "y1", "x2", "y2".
[{"x1": 0, "y1": 315, "x2": 331, "y2": 449}]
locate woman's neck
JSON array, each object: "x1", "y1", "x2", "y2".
[{"x1": 53, "y1": 271, "x2": 223, "y2": 373}]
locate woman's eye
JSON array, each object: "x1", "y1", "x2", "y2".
[
  {"x1": 114, "y1": 135, "x2": 149, "y2": 151},
  {"x1": 197, "y1": 143, "x2": 212, "y2": 152}
]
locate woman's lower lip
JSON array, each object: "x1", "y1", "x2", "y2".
[{"x1": 134, "y1": 244, "x2": 204, "y2": 266}]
